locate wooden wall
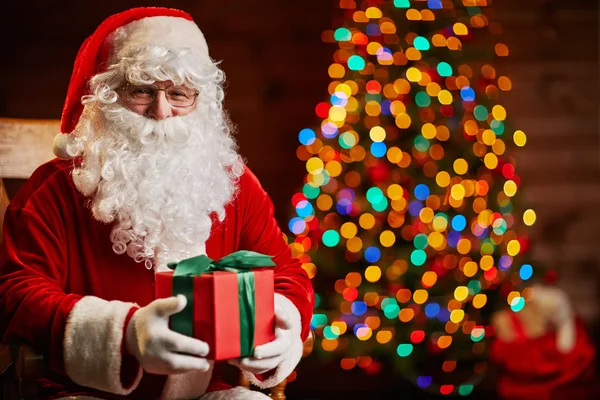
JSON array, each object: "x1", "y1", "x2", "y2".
[{"x1": 493, "y1": 0, "x2": 599, "y2": 323}]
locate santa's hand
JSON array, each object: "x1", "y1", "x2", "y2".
[
  {"x1": 126, "y1": 295, "x2": 211, "y2": 375},
  {"x1": 228, "y1": 301, "x2": 294, "y2": 375}
]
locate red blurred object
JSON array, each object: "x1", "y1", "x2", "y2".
[{"x1": 490, "y1": 314, "x2": 598, "y2": 400}]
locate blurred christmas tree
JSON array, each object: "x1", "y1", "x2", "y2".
[{"x1": 288, "y1": 0, "x2": 538, "y2": 395}]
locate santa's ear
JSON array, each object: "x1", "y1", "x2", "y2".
[{"x1": 53, "y1": 133, "x2": 83, "y2": 159}]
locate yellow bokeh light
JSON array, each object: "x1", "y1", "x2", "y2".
[
  {"x1": 480, "y1": 255, "x2": 494, "y2": 271},
  {"x1": 438, "y1": 90, "x2": 453, "y2": 105},
  {"x1": 472, "y1": 294, "x2": 487, "y2": 309},
  {"x1": 367, "y1": 42, "x2": 382, "y2": 55},
  {"x1": 513, "y1": 130, "x2": 527, "y2": 147},
  {"x1": 432, "y1": 216, "x2": 448, "y2": 232},
  {"x1": 387, "y1": 184, "x2": 404, "y2": 200},
  {"x1": 422, "y1": 123, "x2": 437, "y2": 139},
  {"x1": 504, "y1": 180, "x2": 517, "y2": 197},
  {"x1": 492, "y1": 139, "x2": 506, "y2": 155},
  {"x1": 306, "y1": 157, "x2": 324, "y2": 174},
  {"x1": 365, "y1": 101, "x2": 381, "y2": 116},
  {"x1": 454, "y1": 286, "x2": 469, "y2": 301},
  {"x1": 328, "y1": 63, "x2": 345, "y2": 79},
  {"x1": 370, "y1": 126, "x2": 386, "y2": 142},
  {"x1": 453, "y1": 158, "x2": 468, "y2": 175},
  {"x1": 395, "y1": 113, "x2": 412, "y2": 129},
  {"x1": 482, "y1": 129, "x2": 496, "y2": 145},
  {"x1": 428, "y1": 231, "x2": 446, "y2": 248},
  {"x1": 453, "y1": 23, "x2": 469, "y2": 35},
  {"x1": 340, "y1": 222, "x2": 358, "y2": 239},
  {"x1": 365, "y1": 6, "x2": 382, "y2": 18},
  {"x1": 451, "y1": 184, "x2": 466, "y2": 200},
  {"x1": 507, "y1": 291, "x2": 520, "y2": 306},
  {"x1": 335, "y1": 83, "x2": 352, "y2": 97},
  {"x1": 523, "y1": 209, "x2": 537, "y2": 226},
  {"x1": 419, "y1": 207, "x2": 434, "y2": 223},
  {"x1": 436, "y1": 171, "x2": 451, "y2": 187},
  {"x1": 302, "y1": 263, "x2": 316, "y2": 279},
  {"x1": 387, "y1": 146, "x2": 403, "y2": 163},
  {"x1": 406, "y1": 47, "x2": 422, "y2": 61},
  {"x1": 325, "y1": 160, "x2": 342, "y2": 177},
  {"x1": 492, "y1": 105, "x2": 506, "y2": 121},
  {"x1": 393, "y1": 79, "x2": 411, "y2": 94},
  {"x1": 413, "y1": 289, "x2": 429, "y2": 304},
  {"x1": 426, "y1": 82, "x2": 441, "y2": 96},
  {"x1": 380, "y1": 230, "x2": 396, "y2": 247},
  {"x1": 507, "y1": 240, "x2": 521, "y2": 256},
  {"x1": 457, "y1": 238, "x2": 472, "y2": 254},
  {"x1": 406, "y1": 9, "x2": 421, "y2": 20},
  {"x1": 359, "y1": 213, "x2": 376, "y2": 230},
  {"x1": 316, "y1": 194, "x2": 333, "y2": 211},
  {"x1": 436, "y1": 126, "x2": 450, "y2": 141},
  {"x1": 332, "y1": 321, "x2": 347, "y2": 335},
  {"x1": 406, "y1": 67, "x2": 422, "y2": 82},
  {"x1": 450, "y1": 309, "x2": 465, "y2": 323},
  {"x1": 347, "y1": 237, "x2": 363, "y2": 252},
  {"x1": 376, "y1": 330, "x2": 393, "y2": 344},
  {"x1": 463, "y1": 261, "x2": 478, "y2": 277},
  {"x1": 484, "y1": 153, "x2": 498, "y2": 169},
  {"x1": 365, "y1": 265, "x2": 382, "y2": 282}
]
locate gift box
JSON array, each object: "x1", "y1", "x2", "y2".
[{"x1": 155, "y1": 250, "x2": 276, "y2": 360}]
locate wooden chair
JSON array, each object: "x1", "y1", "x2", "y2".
[{"x1": 0, "y1": 117, "x2": 313, "y2": 399}]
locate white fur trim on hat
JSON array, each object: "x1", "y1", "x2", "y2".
[
  {"x1": 63, "y1": 296, "x2": 143, "y2": 395},
  {"x1": 241, "y1": 294, "x2": 304, "y2": 389},
  {"x1": 199, "y1": 386, "x2": 271, "y2": 400},
  {"x1": 160, "y1": 366, "x2": 213, "y2": 400},
  {"x1": 53, "y1": 133, "x2": 83, "y2": 159},
  {"x1": 110, "y1": 16, "x2": 210, "y2": 64}
]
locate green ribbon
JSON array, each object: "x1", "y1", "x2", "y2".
[{"x1": 167, "y1": 250, "x2": 275, "y2": 357}]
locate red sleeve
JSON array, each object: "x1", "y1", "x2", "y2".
[
  {"x1": 0, "y1": 205, "x2": 81, "y2": 375},
  {"x1": 120, "y1": 306, "x2": 141, "y2": 389},
  {"x1": 237, "y1": 167, "x2": 314, "y2": 341}
]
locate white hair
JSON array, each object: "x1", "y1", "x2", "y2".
[{"x1": 70, "y1": 45, "x2": 244, "y2": 269}]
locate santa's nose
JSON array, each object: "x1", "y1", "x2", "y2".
[{"x1": 146, "y1": 91, "x2": 173, "y2": 120}]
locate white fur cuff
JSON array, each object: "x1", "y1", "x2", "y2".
[
  {"x1": 160, "y1": 365, "x2": 213, "y2": 400},
  {"x1": 242, "y1": 294, "x2": 304, "y2": 389},
  {"x1": 200, "y1": 386, "x2": 270, "y2": 400},
  {"x1": 63, "y1": 296, "x2": 142, "y2": 395}
]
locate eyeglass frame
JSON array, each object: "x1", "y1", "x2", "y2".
[{"x1": 118, "y1": 83, "x2": 200, "y2": 108}]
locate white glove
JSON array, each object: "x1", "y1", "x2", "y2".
[
  {"x1": 228, "y1": 299, "x2": 294, "y2": 374},
  {"x1": 126, "y1": 295, "x2": 211, "y2": 375}
]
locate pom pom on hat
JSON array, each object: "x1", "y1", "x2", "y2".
[{"x1": 54, "y1": 7, "x2": 207, "y2": 159}]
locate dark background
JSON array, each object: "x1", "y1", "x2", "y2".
[{"x1": 0, "y1": 0, "x2": 598, "y2": 398}]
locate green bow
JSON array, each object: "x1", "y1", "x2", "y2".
[{"x1": 167, "y1": 250, "x2": 275, "y2": 357}]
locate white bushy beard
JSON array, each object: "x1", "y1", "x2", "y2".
[{"x1": 72, "y1": 103, "x2": 242, "y2": 270}]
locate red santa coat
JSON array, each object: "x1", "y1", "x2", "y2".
[{"x1": 0, "y1": 158, "x2": 314, "y2": 399}]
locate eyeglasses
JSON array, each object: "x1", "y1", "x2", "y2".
[{"x1": 119, "y1": 84, "x2": 199, "y2": 107}]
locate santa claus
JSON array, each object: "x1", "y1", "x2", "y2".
[{"x1": 0, "y1": 7, "x2": 314, "y2": 400}]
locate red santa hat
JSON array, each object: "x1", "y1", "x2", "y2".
[{"x1": 53, "y1": 7, "x2": 209, "y2": 159}]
